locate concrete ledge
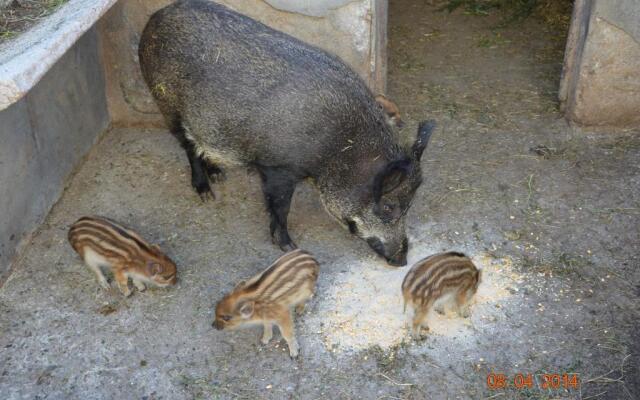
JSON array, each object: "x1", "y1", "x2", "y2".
[
  {"x1": 0, "y1": 27, "x2": 109, "y2": 276},
  {"x1": 0, "y1": 0, "x2": 117, "y2": 110}
]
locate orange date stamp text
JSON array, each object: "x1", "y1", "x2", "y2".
[{"x1": 486, "y1": 372, "x2": 580, "y2": 391}]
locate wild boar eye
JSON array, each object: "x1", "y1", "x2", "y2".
[
  {"x1": 383, "y1": 203, "x2": 394, "y2": 213},
  {"x1": 221, "y1": 315, "x2": 232, "y2": 322}
]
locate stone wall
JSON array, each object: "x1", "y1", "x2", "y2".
[
  {"x1": 0, "y1": 28, "x2": 109, "y2": 277},
  {"x1": 98, "y1": 0, "x2": 382, "y2": 127},
  {"x1": 560, "y1": 0, "x2": 640, "y2": 128}
]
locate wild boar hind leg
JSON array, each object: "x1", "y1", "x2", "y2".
[{"x1": 167, "y1": 114, "x2": 216, "y2": 201}]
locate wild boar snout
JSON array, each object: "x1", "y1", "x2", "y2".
[{"x1": 367, "y1": 236, "x2": 408, "y2": 266}]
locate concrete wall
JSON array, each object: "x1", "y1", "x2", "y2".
[
  {"x1": 560, "y1": 0, "x2": 640, "y2": 128},
  {"x1": 98, "y1": 0, "x2": 383, "y2": 127},
  {"x1": 0, "y1": 28, "x2": 109, "y2": 277}
]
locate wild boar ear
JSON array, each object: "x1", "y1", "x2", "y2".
[
  {"x1": 373, "y1": 159, "x2": 411, "y2": 202},
  {"x1": 412, "y1": 120, "x2": 436, "y2": 161},
  {"x1": 238, "y1": 301, "x2": 254, "y2": 319}
]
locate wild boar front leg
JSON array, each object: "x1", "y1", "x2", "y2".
[
  {"x1": 257, "y1": 167, "x2": 299, "y2": 251},
  {"x1": 205, "y1": 163, "x2": 226, "y2": 184}
]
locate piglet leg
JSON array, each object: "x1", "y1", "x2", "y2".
[
  {"x1": 276, "y1": 310, "x2": 299, "y2": 359},
  {"x1": 114, "y1": 270, "x2": 132, "y2": 297},
  {"x1": 261, "y1": 322, "x2": 273, "y2": 345}
]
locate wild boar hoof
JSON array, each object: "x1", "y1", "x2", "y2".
[
  {"x1": 195, "y1": 183, "x2": 215, "y2": 201},
  {"x1": 271, "y1": 229, "x2": 297, "y2": 252},
  {"x1": 208, "y1": 170, "x2": 226, "y2": 183},
  {"x1": 205, "y1": 164, "x2": 226, "y2": 183},
  {"x1": 279, "y1": 241, "x2": 297, "y2": 252}
]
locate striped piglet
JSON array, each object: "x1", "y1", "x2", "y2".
[
  {"x1": 402, "y1": 251, "x2": 481, "y2": 338},
  {"x1": 213, "y1": 249, "x2": 319, "y2": 358},
  {"x1": 68, "y1": 216, "x2": 177, "y2": 296}
]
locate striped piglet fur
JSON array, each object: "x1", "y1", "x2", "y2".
[
  {"x1": 68, "y1": 216, "x2": 177, "y2": 296},
  {"x1": 213, "y1": 249, "x2": 319, "y2": 358},
  {"x1": 402, "y1": 251, "x2": 481, "y2": 337}
]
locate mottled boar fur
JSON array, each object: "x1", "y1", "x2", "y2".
[{"x1": 139, "y1": 0, "x2": 435, "y2": 266}]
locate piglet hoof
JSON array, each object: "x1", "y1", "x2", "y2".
[
  {"x1": 411, "y1": 327, "x2": 429, "y2": 341},
  {"x1": 261, "y1": 332, "x2": 273, "y2": 345},
  {"x1": 287, "y1": 340, "x2": 300, "y2": 359},
  {"x1": 133, "y1": 280, "x2": 146, "y2": 292},
  {"x1": 98, "y1": 280, "x2": 110, "y2": 290}
]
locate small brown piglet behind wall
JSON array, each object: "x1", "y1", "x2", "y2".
[
  {"x1": 402, "y1": 251, "x2": 481, "y2": 338},
  {"x1": 68, "y1": 216, "x2": 177, "y2": 296},
  {"x1": 213, "y1": 249, "x2": 319, "y2": 358}
]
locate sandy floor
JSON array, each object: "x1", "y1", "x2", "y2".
[{"x1": 1, "y1": 2, "x2": 639, "y2": 399}]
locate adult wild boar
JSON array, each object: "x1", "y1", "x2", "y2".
[{"x1": 139, "y1": 0, "x2": 435, "y2": 266}]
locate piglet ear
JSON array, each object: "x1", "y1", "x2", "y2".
[
  {"x1": 238, "y1": 301, "x2": 254, "y2": 319},
  {"x1": 412, "y1": 120, "x2": 436, "y2": 161},
  {"x1": 147, "y1": 261, "x2": 163, "y2": 275}
]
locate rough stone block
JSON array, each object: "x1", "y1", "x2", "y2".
[{"x1": 561, "y1": 0, "x2": 640, "y2": 128}]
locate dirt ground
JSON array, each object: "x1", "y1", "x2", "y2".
[
  {"x1": 0, "y1": 0, "x2": 68, "y2": 42},
  {"x1": 1, "y1": 1, "x2": 639, "y2": 399}
]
